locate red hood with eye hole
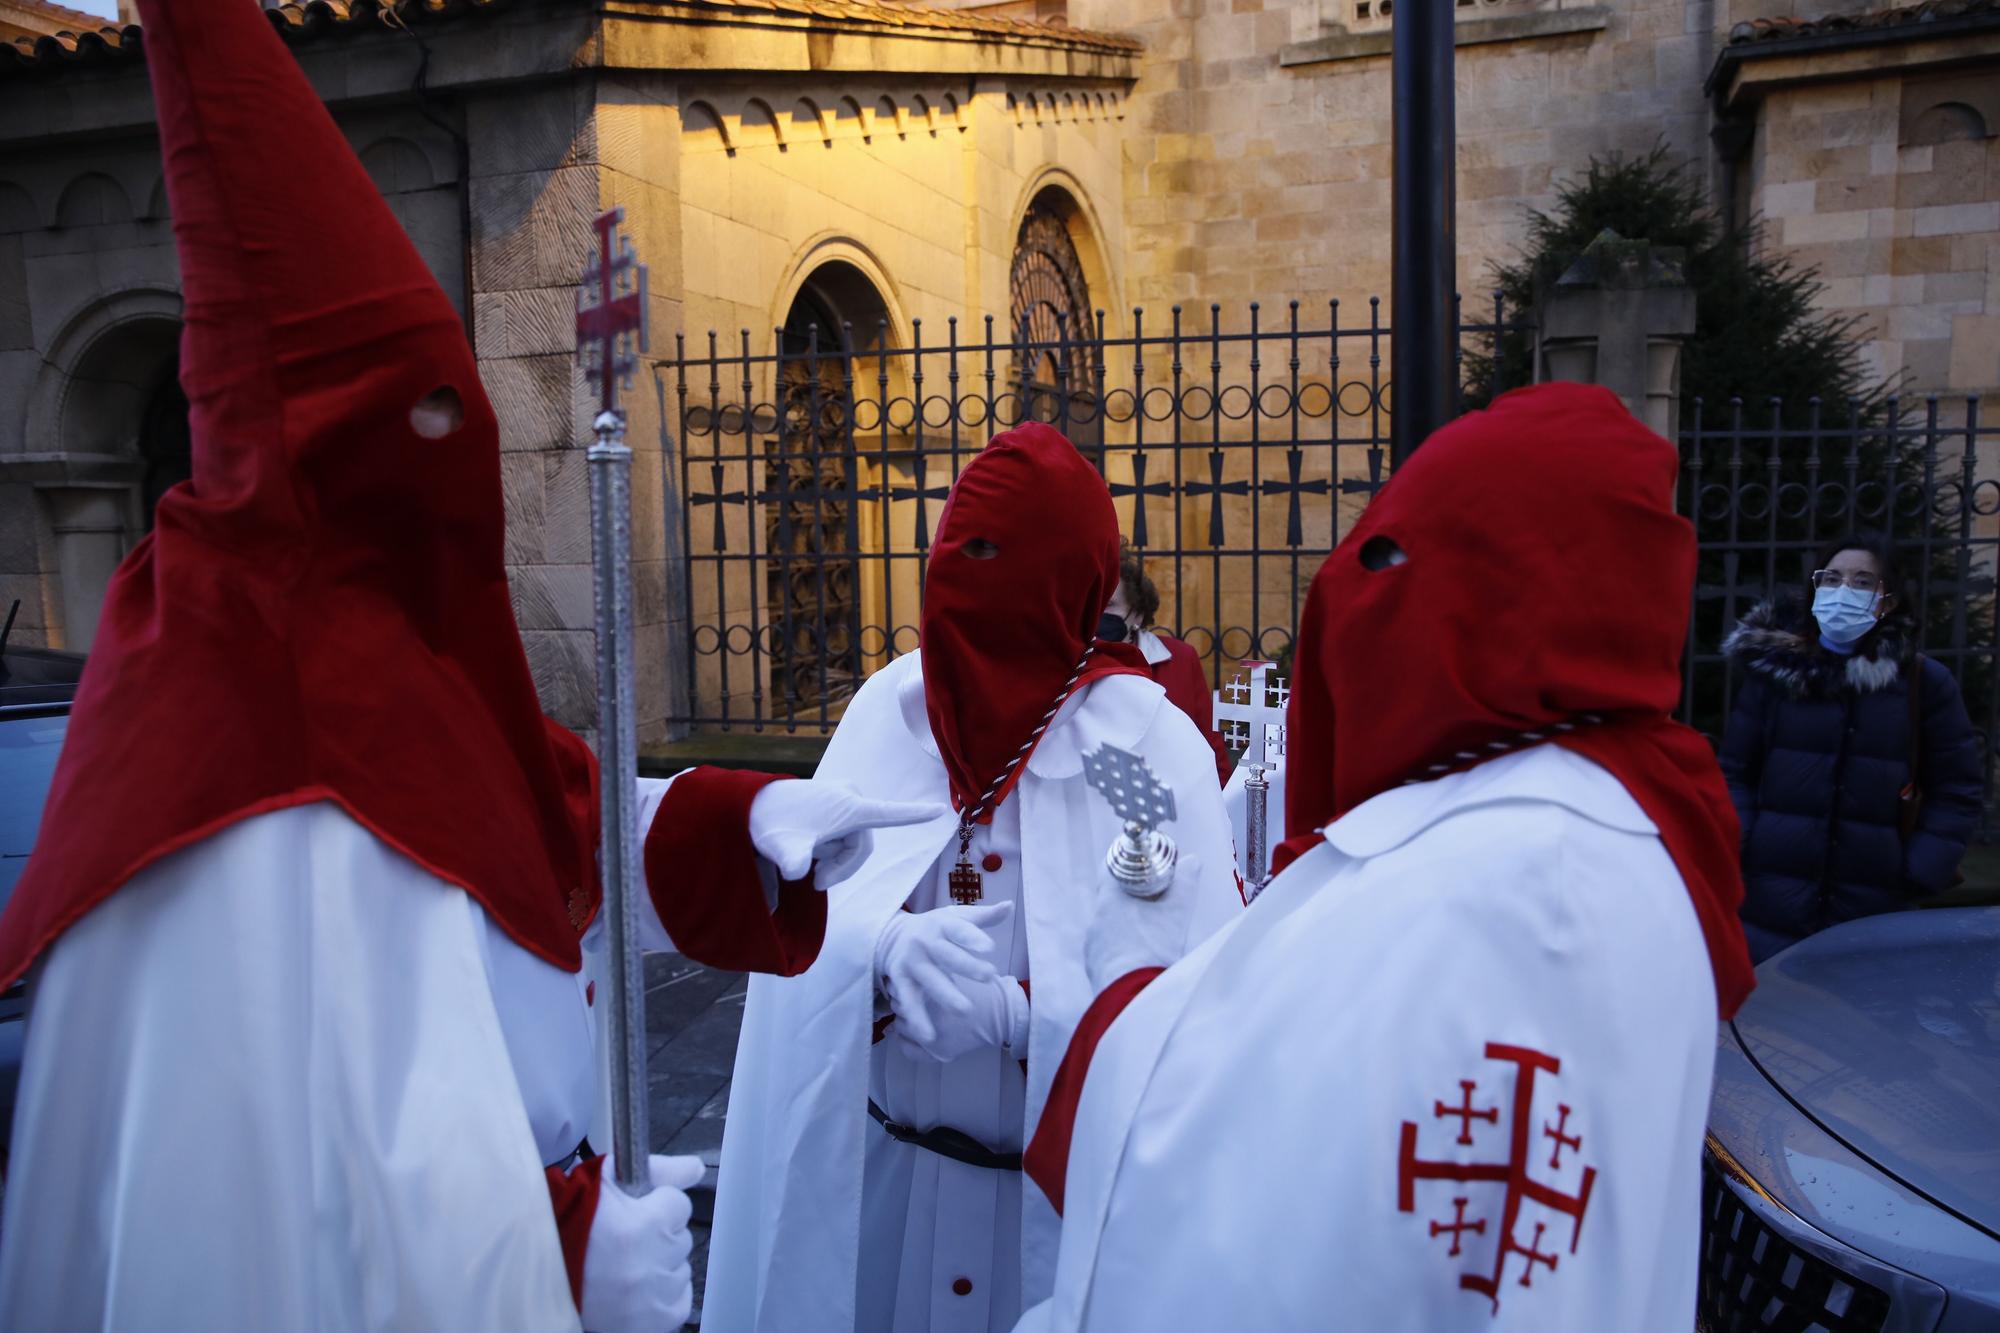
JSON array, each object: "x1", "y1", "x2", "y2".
[
  {"x1": 1278, "y1": 383, "x2": 1753, "y2": 1018},
  {"x1": 919, "y1": 423, "x2": 1147, "y2": 819},
  {"x1": 0, "y1": 0, "x2": 601, "y2": 987}
]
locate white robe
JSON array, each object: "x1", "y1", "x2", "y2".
[
  {"x1": 0, "y1": 784, "x2": 687, "y2": 1332},
  {"x1": 702, "y1": 653, "x2": 1242, "y2": 1333},
  {"x1": 1017, "y1": 746, "x2": 1718, "y2": 1333},
  {"x1": 0, "y1": 804, "x2": 581, "y2": 1330}
]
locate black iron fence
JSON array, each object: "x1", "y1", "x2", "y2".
[
  {"x1": 655, "y1": 309, "x2": 1999, "y2": 784},
  {"x1": 656, "y1": 297, "x2": 1518, "y2": 732}
]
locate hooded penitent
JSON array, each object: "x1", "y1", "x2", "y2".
[
  {"x1": 920, "y1": 422, "x2": 1146, "y2": 819},
  {"x1": 0, "y1": 0, "x2": 599, "y2": 987},
  {"x1": 1280, "y1": 383, "x2": 1755, "y2": 1018}
]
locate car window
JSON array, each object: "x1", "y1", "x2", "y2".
[{"x1": 0, "y1": 713, "x2": 69, "y2": 910}]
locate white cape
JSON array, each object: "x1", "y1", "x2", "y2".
[
  {"x1": 1019, "y1": 746, "x2": 1718, "y2": 1332},
  {"x1": 703, "y1": 653, "x2": 1242, "y2": 1333},
  {"x1": 0, "y1": 803, "x2": 580, "y2": 1332}
]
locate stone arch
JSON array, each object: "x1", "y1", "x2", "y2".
[
  {"x1": 1006, "y1": 168, "x2": 1122, "y2": 339},
  {"x1": 770, "y1": 237, "x2": 909, "y2": 356},
  {"x1": 54, "y1": 172, "x2": 134, "y2": 228},
  {"x1": 0, "y1": 180, "x2": 37, "y2": 232},
  {"x1": 1008, "y1": 177, "x2": 1124, "y2": 449},
  {"x1": 358, "y1": 136, "x2": 437, "y2": 193},
  {"x1": 942, "y1": 91, "x2": 967, "y2": 131},
  {"x1": 792, "y1": 97, "x2": 831, "y2": 145},
  {"x1": 143, "y1": 174, "x2": 170, "y2": 221},
  {"x1": 25, "y1": 288, "x2": 187, "y2": 647},
  {"x1": 764, "y1": 253, "x2": 904, "y2": 710},
  {"x1": 682, "y1": 100, "x2": 732, "y2": 154},
  {"x1": 838, "y1": 95, "x2": 868, "y2": 140},
  {"x1": 1906, "y1": 101, "x2": 1988, "y2": 146},
  {"x1": 741, "y1": 98, "x2": 784, "y2": 150}
]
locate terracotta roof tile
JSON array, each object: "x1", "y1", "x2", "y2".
[
  {"x1": 1, "y1": 0, "x2": 1135, "y2": 77},
  {"x1": 1728, "y1": 0, "x2": 2000, "y2": 45},
  {"x1": 5, "y1": 0, "x2": 108, "y2": 31}
]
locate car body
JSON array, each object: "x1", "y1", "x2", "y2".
[
  {"x1": 0, "y1": 646, "x2": 83, "y2": 1154},
  {"x1": 1700, "y1": 907, "x2": 2000, "y2": 1333}
]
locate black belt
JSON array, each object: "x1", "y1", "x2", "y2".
[{"x1": 868, "y1": 1099, "x2": 1023, "y2": 1172}]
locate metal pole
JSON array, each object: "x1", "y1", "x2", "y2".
[
  {"x1": 590, "y1": 408, "x2": 651, "y2": 1196},
  {"x1": 1391, "y1": 0, "x2": 1458, "y2": 466},
  {"x1": 1242, "y1": 764, "x2": 1270, "y2": 903}
]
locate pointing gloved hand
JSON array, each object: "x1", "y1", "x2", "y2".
[
  {"x1": 891, "y1": 972, "x2": 1031, "y2": 1064},
  {"x1": 1084, "y1": 853, "x2": 1204, "y2": 993},
  {"x1": 581, "y1": 1153, "x2": 704, "y2": 1333},
  {"x1": 875, "y1": 901, "x2": 1015, "y2": 1050},
  {"x1": 748, "y1": 779, "x2": 945, "y2": 883}
]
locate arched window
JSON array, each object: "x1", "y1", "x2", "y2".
[{"x1": 1009, "y1": 188, "x2": 1101, "y2": 449}]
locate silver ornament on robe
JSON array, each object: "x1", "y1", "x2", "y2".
[{"x1": 1083, "y1": 743, "x2": 1179, "y2": 899}]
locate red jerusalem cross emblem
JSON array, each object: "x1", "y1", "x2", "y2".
[{"x1": 1397, "y1": 1043, "x2": 1597, "y2": 1314}]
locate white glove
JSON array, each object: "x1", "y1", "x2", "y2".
[
  {"x1": 748, "y1": 779, "x2": 945, "y2": 883},
  {"x1": 580, "y1": 1154, "x2": 703, "y2": 1333},
  {"x1": 891, "y1": 973, "x2": 1030, "y2": 1064},
  {"x1": 1084, "y1": 853, "x2": 1204, "y2": 993},
  {"x1": 874, "y1": 901, "x2": 1014, "y2": 1048}
]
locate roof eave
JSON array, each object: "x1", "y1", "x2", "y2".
[{"x1": 1706, "y1": 10, "x2": 2000, "y2": 107}]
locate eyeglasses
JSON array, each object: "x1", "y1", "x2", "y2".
[{"x1": 1811, "y1": 570, "x2": 1881, "y2": 593}]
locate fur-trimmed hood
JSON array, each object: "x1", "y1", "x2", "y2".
[{"x1": 1723, "y1": 600, "x2": 1914, "y2": 698}]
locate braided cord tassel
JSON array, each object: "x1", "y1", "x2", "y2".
[{"x1": 961, "y1": 643, "x2": 1101, "y2": 828}]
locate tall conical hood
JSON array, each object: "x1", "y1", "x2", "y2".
[{"x1": 0, "y1": 0, "x2": 602, "y2": 985}]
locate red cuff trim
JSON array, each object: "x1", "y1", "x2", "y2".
[
  {"x1": 1023, "y1": 966, "x2": 1163, "y2": 1216},
  {"x1": 646, "y1": 767, "x2": 827, "y2": 976},
  {"x1": 545, "y1": 1155, "x2": 605, "y2": 1311}
]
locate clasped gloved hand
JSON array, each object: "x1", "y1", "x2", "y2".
[{"x1": 874, "y1": 902, "x2": 1022, "y2": 1059}]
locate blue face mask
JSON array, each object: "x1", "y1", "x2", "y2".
[{"x1": 1813, "y1": 585, "x2": 1880, "y2": 646}]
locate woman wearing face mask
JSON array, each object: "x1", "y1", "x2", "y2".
[{"x1": 1718, "y1": 533, "x2": 1984, "y2": 962}]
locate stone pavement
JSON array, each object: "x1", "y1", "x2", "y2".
[{"x1": 643, "y1": 951, "x2": 749, "y2": 1328}]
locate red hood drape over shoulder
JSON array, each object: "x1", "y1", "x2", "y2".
[
  {"x1": 1281, "y1": 383, "x2": 1754, "y2": 1018},
  {"x1": 921, "y1": 424, "x2": 1145, "y2": 818},
  {"x1": 0, "y1": 0, "x2": 599, "y2": 987}
]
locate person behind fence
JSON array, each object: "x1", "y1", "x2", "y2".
[
  {"x1": 648, "y1": 421, "x2": 1243, "y2": 1333},
  {"x1": 1096, "y1": 543, "x2": 1234, "y2": 785},
  {"x1": 1718, "y1": 532, "x2": 1984, "y2": 963},
  {"x1": 1012, "y1": 383, "x2": 1756, "y2": 1333}
]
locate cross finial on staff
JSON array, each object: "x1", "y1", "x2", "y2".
[
  {"x1": 576, "y1": 207, "x2": 649, "y2": 419},
  {"x1": 1214, "y1": 660, "x2": 1287, "y2": 771}
]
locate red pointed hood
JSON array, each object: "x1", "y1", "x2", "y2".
[
  {"x1": 0, "y1": 0, "x2": 600, "y2": 985},
  {"x1": 1280, "y1": 384, "x2": 1754, "y2": 1018},
  {"x1": 920, "y1": 424, "x2": 1146, "y2": 818}
]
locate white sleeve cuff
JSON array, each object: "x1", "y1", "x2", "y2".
[{"x1": 1002, "y1": 977, "x2": 1031, "y2": 1052}]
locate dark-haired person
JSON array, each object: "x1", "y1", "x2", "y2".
[
  {"x1": 1719, "y1": 533, "x2": 1983, "y2": 962},
  {"x1": 1100, "y1": 549, "x2": 1235, "y2": 785}
]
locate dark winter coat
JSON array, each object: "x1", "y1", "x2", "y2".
[{"x1": 1718, "y1": 603, "x2": 1985, "y2": 963}]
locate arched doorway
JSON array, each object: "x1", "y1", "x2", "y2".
[
  {"x1": 767, "y1": 261, "x2": 890, "y2": 713},
  {"x1": 1009, "y1": 187, "x2": 1100, "y2": 449},
  {"x1": 138, "y1": 353, "x2": 192, "y2": 527},
  {"x1": 30, "y1": 305, "x2": 186, "y2": 648}
]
